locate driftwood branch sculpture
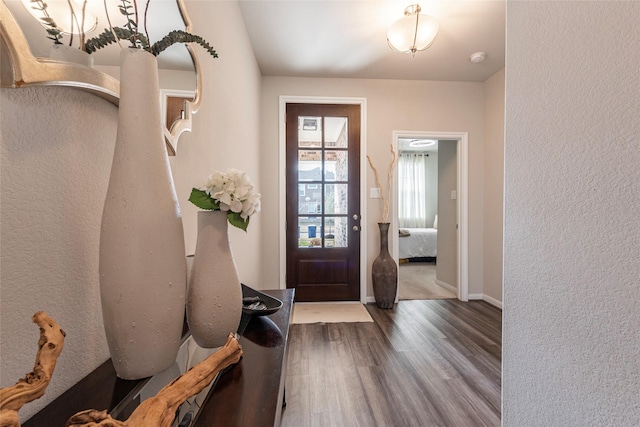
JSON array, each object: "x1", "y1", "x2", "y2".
[
  {"x1": 0, "y1": 312, "x2": 66, "y2": 427},
  {"x1": 367, "y1": 143, "x2": 398, "y2": 223},
  {"x1": 66, "y1": 333, "x2": 243, "y2": 427}
]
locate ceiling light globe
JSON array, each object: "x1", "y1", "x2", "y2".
[
  {"x1": 387, "y1": 11, "x2": 439, "y2": 55},
  {"x1": 409, "y1": 139, "x2": 437, "y2": 148}
]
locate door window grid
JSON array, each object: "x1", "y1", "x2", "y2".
[{"x1": 297, "y1": 116, "x2": 348, "y2": 248}]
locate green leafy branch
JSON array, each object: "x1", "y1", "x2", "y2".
[
  {"x1": 117, "y1": 0, "x2": 144, "y2": 48},
  {"x1": 27, "y1": 0, "x2": 63, "y2": 44},
  {"x1": 189, "y1": 189, "x2": 250, "y2": 232},
  {"x1": 84, "y1": 27, "x2": 149, "y2": 54},
  {"x1": 83, "y1": 0, "x2": 218, "y2": 59},
  {"x1": 45, "y1": 22, "x2": 64, "y2": 45},
  {"x1": 79, "y1": 0, "x2": 219, "y2": 60},
  {"x1": 85, "y1": 28, "x2": 217, "y2": 59},
  {"x1": 150, "y1": 31, "x2": 218, "y2": 58}
]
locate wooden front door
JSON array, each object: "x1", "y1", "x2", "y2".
[{"x1": 285, "y1": 103, "x2": 361, "y2": 301}]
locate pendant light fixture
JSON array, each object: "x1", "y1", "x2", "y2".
[
  {"x1": 387, "y1": 4, "x2": 439, "y2": 57},
  {"x1": 409, "y1": 139, "x2": 437, "y2": 148}
]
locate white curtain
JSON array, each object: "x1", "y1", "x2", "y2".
[{"x1": 398, "y1": 153, "x2": 429, "y2": 228}]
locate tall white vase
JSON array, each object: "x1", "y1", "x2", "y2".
[
  {"x1": 49, "y1": 44, "x2": 94, "y2": 67},
  {"x1": 99, "y1": 48, "x2": 187, "y2": 380},
  {"x1": 187, "y1": 210, "x2": 242, "y2": 348}
]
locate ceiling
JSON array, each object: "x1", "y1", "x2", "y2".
[
  {"x1": 5, "y1": 0, "x2": 505, "y2": 82},
  {"x1": 238, "y1": 0, "x2": 506, "y2": 82}
]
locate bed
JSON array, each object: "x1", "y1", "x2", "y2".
[{"x1": 398, "y1": 227, "x2": 438, "y2": 259}]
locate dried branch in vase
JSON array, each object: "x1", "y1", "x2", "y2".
[
  {"x1": 367, "y1": 144, "x2": 398, "y2": 223},
  {"x1": 0, "y1": 312, "x2": 66, "y2": 427}
]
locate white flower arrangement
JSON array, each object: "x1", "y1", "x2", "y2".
[{"x1": 189, "y1": 169, "x2": 261, "y2": 231}]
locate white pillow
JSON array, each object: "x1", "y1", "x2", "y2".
[{"x1": 433, "y1": 215, "x2": 438, "y2": 229}]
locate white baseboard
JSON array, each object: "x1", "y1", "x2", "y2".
[
  {"x1": 296, "y1": 301, "x2": 366, "y2": 305},
  {"x1": 434, "y1": 279, "x2": 457, "y2": 294},
  {"x1": 367, "y1": 290, "x2": 502, "y2": 309},
  {"x1": 469, "y1": 293, "x2": 502, "y2": 309},
  {"x1": 482, "y1": 294, "x2": 502, "y2": 309}
]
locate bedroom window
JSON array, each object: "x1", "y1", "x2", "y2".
[{"x1": 398, "y1": 152, "x2": 431, "y2": 228}]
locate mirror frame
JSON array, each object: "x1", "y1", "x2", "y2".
[{"x1": 0, "y1": 0, "x2": 201, "y2": 155}]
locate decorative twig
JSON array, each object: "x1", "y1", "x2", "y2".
[
  {"x1": 103, "y1": 0, "x2": 123, "y2": 49},
  {"x1": 29, "y1": 0, "x2": 63, "y2": 44},
  {"x1": 65, "y1": 333, "x2": 243, "y2": 427},
  {"x1": 132, "y1": 0, "x2": 139, "y2": 44},
  {"x1": 79, "y1": 0, "x2": 88, "y2": 51},
  {"x1": 367, "y1": 155, "x2": 384, "y2": 219},
  {"x1": 386, "y1": 145, "x2": 398, "y2": 221},
  {"x1": 367, "y1": 144, "x2": 398, "y2": 223},
  {"x1": 143, "y1": 0, "x2": 150, "y2": 53},
  {"x1": 116, "y1": 0, "x2": 142, "y2": 48},
  {"x1": 65, "y1": 0, "x2": 75, "y2": 47},
  {"x1": 0, "y1": 312, "x2": 66, "y2": 427}
]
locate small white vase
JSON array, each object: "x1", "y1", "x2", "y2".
[
  {"x1": 49, "y1": 44, "x2": 94, "y2": 67},
  {"x1": 187, "y1": 210, "x2": 242, "y2": 348},
  {"x1": 100, "y1": 48, "x2": 187, "y2": 380}
]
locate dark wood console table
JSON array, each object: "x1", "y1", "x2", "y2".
[{"x1": 24, "y1": 289, "x2": 294, "y2": 427}]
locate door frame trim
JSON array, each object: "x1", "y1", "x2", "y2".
[
  {"x1": 391, "y1": 131, "x2": 469, "y2": 301},
  {"x1": 278, "y1": 96, "x2": 368, "y2": 303}
]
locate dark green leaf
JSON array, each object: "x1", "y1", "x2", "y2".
[
  {"x1": 188, "y1": 188, "x2": 219, "y2": 210},
  {"x1": 227, "y1": 212, "x2": 249, "y2": 232}
]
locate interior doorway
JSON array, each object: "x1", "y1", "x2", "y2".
[{"x1": 391, "y1": 131, "x2": 469, "y2": 301}]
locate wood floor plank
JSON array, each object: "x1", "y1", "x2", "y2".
[{"x1": 281, "y1": 299, "x2": 502, "y2": 426}]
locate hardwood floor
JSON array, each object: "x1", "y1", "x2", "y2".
[{"x1": 281, "y1": 299, "x2": 502, "y2": 427}]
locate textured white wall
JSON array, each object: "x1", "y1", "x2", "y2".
[
  {"x1": 483, "y1": 69, "x2": 504, "y2": 304},
  {"x1": 504, "y1": 2, "x2": 640, "y2": 425},
  {"x1": 260, "y1": 77, "x2": 486, "y2": 298},
  {"x1": 0, "y1": 87, "x2": 117, "y2": 420}
]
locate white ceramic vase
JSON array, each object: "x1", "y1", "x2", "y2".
[
  {"x1": 49, "y1": 44, "x2": 94, "y2": 67},
  {"x1": 99, "y1": 48, "x2": 187, "y2": 380},
  {"x1": 187, "y1": 210, "x2": 242, "y2": 348}
]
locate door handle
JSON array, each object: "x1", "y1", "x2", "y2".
[
  {"x1": 352, "y1": 214, "x2": 359, "y2": 220},
  {"x1": 352, "y1": 226, "x2": 359, "y2": 231}
]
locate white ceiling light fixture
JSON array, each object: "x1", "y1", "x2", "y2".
[
  {"x1": 409, "y1": 139, "x2": 437, "y2": 148},
  {"x1": 387, "y1": 4, "x2": 439, "y2": 57}
]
